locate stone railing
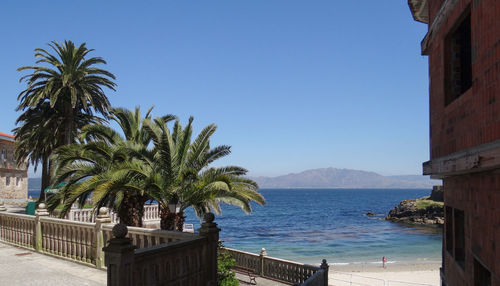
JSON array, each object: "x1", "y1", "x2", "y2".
[
  {"x1": 223, "y1": 247, "x2": 328, "y2": 285},
  {"x1": 102, "y1": 223, "x2": 195, "y2": 249},
  {"x1": 142, "y1": 204, "x2": 158, "y2": 221},
  {"x1": 0, "y1": 211, "x2": 35, "y2": 250},
  {"x1": 103, "y1": 213, "x2": 220, "y2": 286},
  {"x1": 297, "y1": 260, "x2": 329, "y2": 286},
  {"x1": 52, "y1": 204, "x2": 194, "y2": 232},
  {"x1": 0, "y1": 202, "x2": 204, "y2": 272}
]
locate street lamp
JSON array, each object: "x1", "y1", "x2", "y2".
[{"x1": 168, "y1": 194, "x2": 180, "y2": 214}]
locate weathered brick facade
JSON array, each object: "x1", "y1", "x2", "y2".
[
  {"x1": 409, "y1": 0, "x2": 500, "y2": 285},
  {"x1": 0, "y1": 133, "x2": 28, "y2": 206}
]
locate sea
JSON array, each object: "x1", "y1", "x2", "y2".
[{"x1": 28, "y1": 188, "x2": 442, "y2": 266}]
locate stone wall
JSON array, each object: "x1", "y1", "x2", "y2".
[{"x1": 0, "y1": 139, "x2": 28, "y2": 206}]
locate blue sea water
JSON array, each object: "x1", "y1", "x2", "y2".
[
  {"x1": 184, "y1": 188, "x2": 442, "y2": 265},
  {"x1": 29, "y1": 188, "x2": 442, "y2": 265}
]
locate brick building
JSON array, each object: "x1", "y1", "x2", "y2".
[
  {"x1": 409, "y1": 0, "x2": 500, "y2": 285},
  {"x1": 0, "y1": 132, "x2": 28, "y2": 206}
]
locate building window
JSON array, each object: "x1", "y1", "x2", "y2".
[
  {"x1": 454, "y1": 209, "x2": 465, "y2": 269},
  {"x1": 5, "y1": 176, "x2": 10, "y2": 186},
  {"x1": 445, "y1": 206, "x2": 453, "y2": 254},
  {"x1": 16, "y1": 177, "x2": 20, "y2": 186},
  {"x1": 474, "y1": 258, "x2": 491, "y2": 286},
  {"x1": 445, "y1": 11, "x2": 472, "y2": 105}
]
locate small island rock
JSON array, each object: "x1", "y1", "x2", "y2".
[{"x1": 385, "y1": 186, "x2": 444, "y2": 225}]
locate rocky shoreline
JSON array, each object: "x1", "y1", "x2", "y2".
[{"x1": 385, "y1": 186, "x2": 444, "y2": 225}]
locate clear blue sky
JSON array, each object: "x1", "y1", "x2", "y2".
[{"x1": 1, "y1": 1, "x2": 429, "y2": 177}]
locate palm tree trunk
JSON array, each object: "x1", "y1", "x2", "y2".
[
  {"x1": 63, "y1": 104, "x2": 74, "y2": 145},
  {"x1": 160, "y1": 207, "x2": 176, "y2": 230},
  {"x1": 176, "y1": 210, "x2": 185, "y2": 232},
  {"x1": 39, "y1": 156, "x2": 51, "y2": 201},
  {"x1": 118, "y1": 193, "x2": 145, "y2": 227}
]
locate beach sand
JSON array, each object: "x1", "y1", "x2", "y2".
[{"x1": 329, "y1": 263, "x2": 440, "y2": 285}]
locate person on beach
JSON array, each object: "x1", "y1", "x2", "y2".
[{"x1": 382, "y1": 256, "x2": 387, "y2": 268}]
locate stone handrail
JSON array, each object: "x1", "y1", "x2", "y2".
[
  {"x1": 223, "y1": 247, "x2": 328, "y2": 286},
  {"x1": 39, "y1": 216, "x2": 96, "y2": 265},
  {"x1": 133, "y1": 236, "x2": 208, "y2": 285},
  {"x1": 223, "y1": 247, "x2": 260, "y2": 272},
  {"x1": 0, "y1": 212, "x2": 35, "y2": 250},
  {"x1": 263, "y1": 255, "x2": 319, "y2": 283},
  {"x1": 102, "y1": 223, "x2": 195, "y2": 249},
  {"x1": 142, "y1": 204, "x2": 158, "y2": 221},
  {"x1": 0, "y1": 204, "x2": 202, "y2": 271},
  {"x1": 295, "y1": 260, "x2": 329, "y2": 286},
  {"x1": 103, "y1": 213, "x2": 220, "y2": 286}
]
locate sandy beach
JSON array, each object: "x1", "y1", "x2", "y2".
[{"x1": 329, "y1": 263, "x2": 440, "y2": 285}]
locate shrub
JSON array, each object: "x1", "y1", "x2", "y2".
[{"x1": 218, "y1": 243, "x2": 239, "y2": 286}]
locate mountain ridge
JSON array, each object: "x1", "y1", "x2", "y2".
[{"x1": 251, "y1": 167, "x2": 440, "y2": 189}]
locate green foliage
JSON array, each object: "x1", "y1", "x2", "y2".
[
  {"x1": 218, "y1": 243, "x2": 239, "y2": 286},
  {"x1": 415, "y1": 199, "x2": 443, "y2": 210},
  {"x1": 14, "y1": 40, "x2": 116, "y2": 197}
]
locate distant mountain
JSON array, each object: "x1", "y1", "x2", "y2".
[
  {"x1": 251, "y1": 168, "x2": 441, "y2": 189},
  {"x1": 29, "y1": 168, "x2": 440, "y2": 190}
]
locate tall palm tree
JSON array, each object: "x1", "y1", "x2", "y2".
[
  {"x1": 15, "y1": 41, "x2": 116, "y2": 193},
  {"x1": 17, "y1": 40, "x2": 116, "y2": 145}
]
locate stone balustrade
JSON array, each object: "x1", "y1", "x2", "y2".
[
  {"x1": 0, "y1": 211, "x2": 35, "y2": 250},
  {"x1": 1, "y1": 202, "x2": 327, "y2": 286},
  {"x1": 223, "y1": 247, "x2": 328, "y2": 285},
  {"x1": 0, "y1": 204, "x2": 200, "y2": 271},
  {"x1": 103, "y1": 213, "x2": 220, "y2": 286},
  {"x1": 102, "y1": 222, "x2": 196, "y2": 249}
]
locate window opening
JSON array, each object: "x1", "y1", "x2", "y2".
[
  {"x1": 445, "y1": 12, "x2": 472, "y2": 105},
  {"x1": 454, "y1": 209, "x2": 465, "y2": 268}
]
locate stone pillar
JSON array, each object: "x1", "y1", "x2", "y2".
[
  {"x1": 320, "y1": 259, "x2": 329, "y2": 286},
  {"x1": 0, "y1": 200, "x2": 6, "y2": 212},
  {"x1": 259, "y1": 248, "x2": 268, "y2": 276},
  {"x1": 103, "y1": 224, "x2": 136, "y2": 286},
  {"x1": 95, "y1": 207, "x2": 111, "y2": 269},
  {"x1": 198, "y1": 212, "x2": 220, "y2": 285},
  {"x1": 35, "y1": 203, "x2": 49, "y2": 251}
]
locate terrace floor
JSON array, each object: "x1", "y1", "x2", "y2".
[{"x1": 0, "y1": 242, "x2": 106, "y2": 286}]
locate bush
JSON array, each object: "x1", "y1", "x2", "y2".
[{"x1": 218, "y1": 243, "x2": 239, "y2": 286}]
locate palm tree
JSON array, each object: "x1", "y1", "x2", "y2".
[
  {"x1": 15, "y1": 41, "x2": 116, "y2": 193},
  {"x1": 49, "y1": 107, "x2": 174, "y2": 226},
  {"x1": 139, "y1": 117, "x2": 266, "y2": 231},
  {"x1": 17, "y1": 40, "x2": 116, "y2": 145},
  {"x1": 13, "y1": 102, "x2": 102, "y2": 198}
]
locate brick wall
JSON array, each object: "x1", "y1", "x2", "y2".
[
  {"x1": 443, "y1": 173, "x2": 500, "y2": 286},
  {"x1": 428, "y1": 0, "x2": 500, "y2": 159}
]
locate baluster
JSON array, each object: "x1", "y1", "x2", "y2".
[
  {"x1": 48, "y1": 223, "x2": 54, "y2": 253},
  {"x1": 71, "y1": 226, "x2": 77, "y2": 260},
  {"x1": 76, "y1": 226, "x2": 82, "y2": 261},
  {"x1": 81, "y1": 228, "x2": 87, "y2": 262},
  {"x1": 57, "y1": 224, "x2": 63, "y2": 256}
]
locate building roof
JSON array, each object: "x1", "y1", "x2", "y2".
[
  {"x1": 408, "y1": 0, "x2": 429, "y2": 23},
  {"x1": 0, "y1": 132, "x2": 15, "y2": 142}
]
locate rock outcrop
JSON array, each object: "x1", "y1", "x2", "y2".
[{"x1": 385, "y1": 186, "x2": 444, "y2": 225}]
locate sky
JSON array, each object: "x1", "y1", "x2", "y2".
[{"x1": 0, "y1": 1, "x2": 429, "y2": 178}]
